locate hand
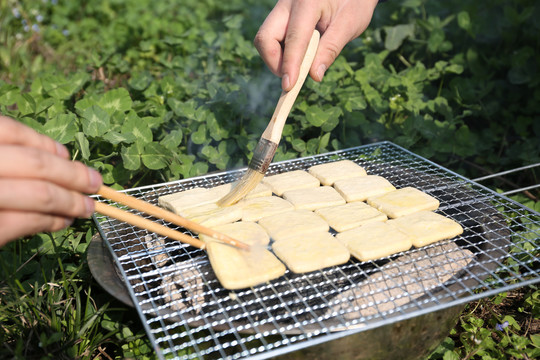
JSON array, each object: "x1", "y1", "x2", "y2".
[
  {"x1": 254, "y1": 0, "x2": 379, "y2": 91},
  {"x1": 0, "y1": 115, "x2": 102, "y2": 247}
]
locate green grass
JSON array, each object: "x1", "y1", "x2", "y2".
[
  {"x1": 0, "y1": 0, "x2": 538, "y2": 358},
  {"x1": 0, "y1": 225, "x2": 153, "y2": 359},
  {"x1": 440, "y1": 287, "x2": 540, "y2": 360}
]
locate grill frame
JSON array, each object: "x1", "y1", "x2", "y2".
[{"x1": 91, "y1": 141, "x2": 540, "y2": 360}]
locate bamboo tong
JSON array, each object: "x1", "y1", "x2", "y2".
[{"x1": 94, "y1": 185, "x2": 249, "y2": 250}]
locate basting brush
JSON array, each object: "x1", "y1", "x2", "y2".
[{"x1": 218, "y1": 30, "x2": 320, "y2": 207}]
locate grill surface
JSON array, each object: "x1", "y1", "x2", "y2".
[{"x1": 92, "y1": 141, "x2": 540, "y2": 360}]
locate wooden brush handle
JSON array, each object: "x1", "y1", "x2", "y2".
[{"x1": 262, "y1": 30, "x2": 320, "y2": 143}]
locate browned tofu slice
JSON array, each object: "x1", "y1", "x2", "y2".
[
  {"x1": 336, "y1": 221, "x2": 413, "y2": 261},
  {"x1": 258, "y1": 209, "x2": 329, "y2": 242},
  {"x1": 206, "y1": 241, "x2": 285, "y2": 290},
  {"x1": 308, "y1": 160, "x2": 367, "y2": 185},
  {"x1": 388, "y1": 210, "x2": 463, "y2": 247},
  {"x1": 315, "y1": 202, "x2": 387, "y2": 232},
  {"x1": 272, "y1": 232, "x2": 350, "y2": 273},
  {"x1": 262, "y1": 170, "x2": 320, "y2": 196},
  {"x1": 366, "y1": 187, "x2": 439, "y2": 218}
]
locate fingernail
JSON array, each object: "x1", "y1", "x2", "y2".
[
  {"x1": 282, "y1": 74, "x2": 290, "y2": 91},
  {"x1": 317, "y1": 64, "x2": 327, "y2": 81},
  {"x1": 88, "y1": 168, "x2": 102, "y2": 190},
  {"x1": 84, "y1": 196, "x2": 95, "y2": 217},
  {"x1": 65, "y1": 217, "x2": 75, "y2": 227},
  {"x1": 55, "y1": 141, "x2": 70, "y2": 158}
]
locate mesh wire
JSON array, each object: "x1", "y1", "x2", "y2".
[{"x1": 93, "y1": 141, "x2": 540, "y2": 360}]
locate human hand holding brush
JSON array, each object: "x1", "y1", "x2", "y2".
[{"x1": 254, "y1": 0, "x2": 379, "y2": 91}]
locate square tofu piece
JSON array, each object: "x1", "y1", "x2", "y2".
[
  {"x1": 308, "y1": 160, "x2": 367, "y2": 185},
  {"x1": 225, "y1": 180, "x2": 273, "y2": 201},
  {"x1": 239, "y1": 196, "x2": 294, "y2": 222},
  {"x1": 206, "y1": 241, "x2": 286, "y2": 290},
  {"x1": 282, "y1": 186, "x2": 345, "y2": 211},
  {"x1": 366, "y1": 187, "x2": 439, "y2": 218},
  {"x1": 388, "y1": 211, "x2": 463, "y2": 247},
  {"x1": 272, "y1": 232, "x2": 350, "y2": 273},
  {"x1": 244, "y1": 182, "x2": 273, "y2": 199},
  {"x1": 258, "y1": 209, "x2": 329, "y2": 242},
  {"x1": 262, "y1": 170, "x2": 320, "y2": 196},
  {"x1": 333, "y1": 175, "x2": 396, "y2": 202},
  {"x1": 177, "y1": 202, "x2": 218, "y2": 218},
  {"x1": 180, "y1": 204, "x2": 243, "y2": 227},
  {"x1": 336, "y1": 221, "x2": 413, "y2": 261},
  {"x1": 158, "y1": 183, "x2": 233, "y2": 213},
  {"x1": 315, "y1": 202, "x2": 387, "y2": 232},
  {"x1": 200, "y1": 221, "x2": 270, "y2": 246}
]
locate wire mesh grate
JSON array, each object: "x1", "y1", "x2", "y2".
[{"x1": 92, "y1": 141, "x2": 540, "y2": 360}]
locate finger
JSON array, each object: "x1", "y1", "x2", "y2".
[
  {"x1": 0, "y1": 211, "x2": 72, "y2": 247},
  {"x1": 280, "y1": 1, "x2": 321, "y2": 91},
  {"x1": 310, "y1": 22, "x2": 355, "y2": 82},
  {"x1": 254, "y1": 0, "x2": 291, "y2": 77},
  {"x1": 0, "y1": 115, "x2": 70, "y2": 159},
  {"x1": 0, "y1": 179, "x2": 95, "y2": 218},
  {"x1": 0, "y1": 145, "x2": 102, "y2": 194},
  {"x1": 311, "y1": 0, "x2": 379, "y2": 82}
]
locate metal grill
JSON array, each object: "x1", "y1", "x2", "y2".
[{"x1": 92, "y1": 141, "x2": 540, "y2": 360}]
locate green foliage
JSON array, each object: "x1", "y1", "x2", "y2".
[
  {"x1": 361, "y1": 0, "x2": 539, "y2": 173},
  {"x1": 1, "y1": 0, "x2": 275, "y2": 187},
  {"x1": 427, "y1": 189, "x2": 539, "y2": 360},
  {"x1": 2, "y1": 0, "x2": 538, "y2": 188},
  {"x1": 0, "y1": 222, "x2": 155, "y2": 359},
  {"x1": 0, "y1": 226, "x2": 106, "y2": 358},
  {"x1": 427, "y1": 287, "x2": 540, "y2": 360}
]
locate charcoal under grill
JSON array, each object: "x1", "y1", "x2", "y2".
[{"x1": 90, "y1": 141, "x2": 540, "y2": 360}]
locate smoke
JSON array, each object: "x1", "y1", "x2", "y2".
[{"x1": 244, "y1": 71, "x2": 280, "y2": 115}]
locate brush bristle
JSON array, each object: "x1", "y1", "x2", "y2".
[{"x1": 217, "y1": 169, "x2": 265, "y2": 207}]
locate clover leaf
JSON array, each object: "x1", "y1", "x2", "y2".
[
  {"x1": 80, "y1": 105, "x2": 111, "y2": 137},
  {"x1": 99, "y1": 88, "x2": 133, "y2": 115},
  {"x1": 141, "y1": 142, "x2": 172, "y2": 170},
  {"x1": 43, "y1": 113, "x2": 78, "y2": 144}
]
